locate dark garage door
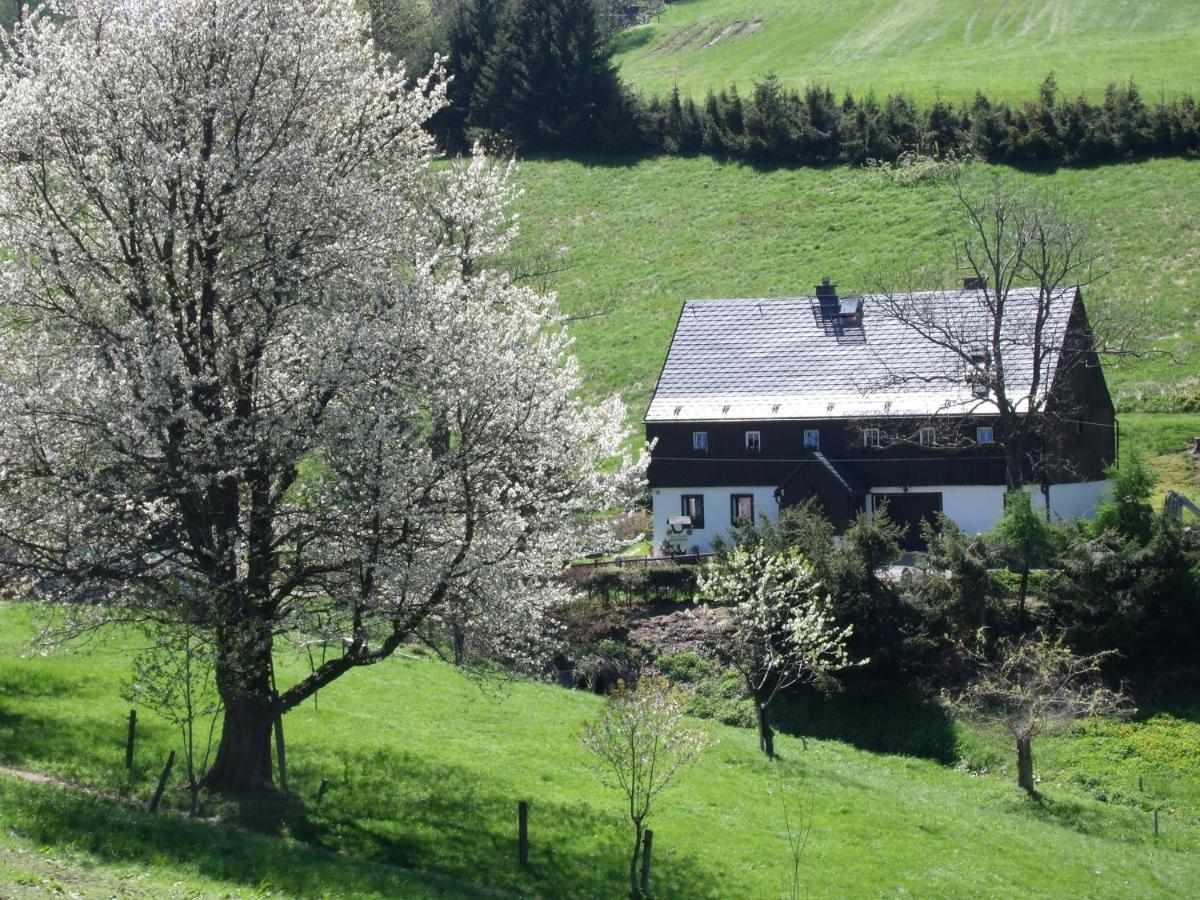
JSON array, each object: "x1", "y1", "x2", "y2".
[{"x1": 873, "y1": 492, "x2": 943, "y2": 551}]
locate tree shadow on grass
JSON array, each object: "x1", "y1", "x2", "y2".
[
  {"x1": 0, "y1": 775, "x2": 482, "y2": 899},
  {"x1": 0, "y1": 677, "x2": 715, "y2": 897},
  {"x1": 0, "y1": 668, "x2": 175, "y2": 791},
  {"x1": 770, "y1": 688, "x2": 959, "y2": 763},
  {"x1": 229, "y1": 745, "x2": 718, "y2": 900},
  {"x1": 1004, "y1": 790, "x2": 1154, "y2": 845}
]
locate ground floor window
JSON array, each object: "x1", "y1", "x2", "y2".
[
  {"x1": 730, "y1": 493, "x2": 754, "y2": 525},
  {"x1": 977, "y1": 426, "x2": 995, "y2": 444},
  {"x1": 681, "y1": 494, "x2": 705, "y2": 529}
]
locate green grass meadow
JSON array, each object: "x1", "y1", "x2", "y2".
[
  {"x1": 513, "y1": 155, "x2": 1200, "y2": 414},
  {"x1": 1, "y1": 604, "x2": 1198, "y2": 898},
  {"x1": 613, "y1": 0, "x2": 1200, "y2": 102}
]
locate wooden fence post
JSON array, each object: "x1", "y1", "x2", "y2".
[
  {"x1": 125, "y1": 709, "x2": 137, "y2": 770},
  {"x1": 148, "y1": 750, "x2": 175, "y2": 813},
  {"x1": 640, "y1": 829, "x2": 653, "y2": 897},
  {"x1": 518, "y1": 800, "x2": 529, "y2": 867},
  {"x1": 273, "y1": 711, "x2": 288, "y2": 793}
]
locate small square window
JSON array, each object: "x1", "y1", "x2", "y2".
[
  {"x1": 745, "y1": 430, "x2": 761, "y2": 452},
  {"x1": 918, "y1": 426, "x2": 936, "y2": 447},
  {"x1": 681, "y1": 494, "x2": 705, "y2": 530},
  {"x1": 730, "y1": 494, "x2": 754, "y2": 525},
  {"x1": 863, "y1": 427, "x2": 881, "y2": 448},
  {"x1": 803, "y1": 429, "x2": 820, "y2": 450},
  {"x1": 976, "y1": 426, "x2": 995, "y2": 444},
  {"x1": 692, "y1": 431, "x2": 709, "y2": 453}
]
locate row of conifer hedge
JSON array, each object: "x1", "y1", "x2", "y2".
[{"x1": 617, "y1": 74, "x2": 1200, "y2": 167}]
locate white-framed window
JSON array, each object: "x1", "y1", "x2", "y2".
[
  {"x1": 976, "y1": 426, "x2": 995, "y2": 444},
  {"x1": 730, "y1": 494, "x2": 754, "y2": 525},
  {"x1": 692, "y1": 431, "x2": 708, "y2": 453},
  {"x1": 745, "y1": 430, "x2": 761, "y2": 452},
  {"x1": 918, "y1": 426, "x2": 936, "y2": 447},
  {"x1": 803, "y1": 429, "x2": 820, "y2": 450},
  {"x1": 863, "y1": 427, "x2": 881, "y2": 448},
  {"x1": 681, "y1": 494, "x2": 705, "y2": 529}
]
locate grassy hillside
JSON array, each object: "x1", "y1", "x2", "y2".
[
  {"x1": 513, "y1": 155, "x2": 1200, "y2": 417},
  {"x1": 1, "y1": 604, "x2": 1198, "y2": 898},
  {"x1": 0, "y1": 776, "x2": 475, "y2": 898},
  {"x1": 614, "y1": 0, "x2": 1200, "y2": 101}
]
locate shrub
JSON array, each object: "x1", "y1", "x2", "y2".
[
  {"x1": 655, "y1": 652, "x2": 755, "y2": 728},
  {"x1": 641, "y1": 565, "x2": 697, "y2": 603},
  {"x1": 1045, "y1": 519, "x2": 1200, "y2": 678}
]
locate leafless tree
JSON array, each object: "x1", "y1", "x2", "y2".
[
  {"x1": 865, "y1": 172, "x2": 1127, "y2": 490},
  {"x1": 948, "y1": 630, "x2": 1129, "y2": 795},
  {"x1": 775, "y1": 773, "x2": 815, "y2": 900}
]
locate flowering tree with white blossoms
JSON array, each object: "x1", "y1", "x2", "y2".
[
  {"x1": 697, "y1": 544, "x2": 859, "y2": 757},
  {"x1": 0, "y1": 0, "x2": 642, "y2": 790}
]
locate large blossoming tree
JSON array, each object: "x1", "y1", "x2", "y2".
[{"x1": 0, "y1": 0, "x2": 641, "y2": 790}]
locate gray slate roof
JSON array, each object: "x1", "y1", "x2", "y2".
[{"x1": 646, "y1": 286, "x2": 1079, "y2": 423}]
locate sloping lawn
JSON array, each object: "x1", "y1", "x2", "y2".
[
  {"x1": 513, "y1": 156, "x2": 1200, "y2": 420},
  {"x1": 0, "y1": 603, "x2": 1197, "y2": 898},
  {"x1": 613, "y1": 0, "x2": 1200, "y2": 102}
]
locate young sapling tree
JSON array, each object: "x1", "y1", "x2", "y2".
[
  {"x1": 124, "y1": 622, "x2": 222, "y2": 817},
  {"x1": 581, "y1": 676, "x2": 708, "y2": 900}
]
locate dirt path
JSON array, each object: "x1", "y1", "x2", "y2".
[{"x1": 0, "y1": 764, "x2": 133, "y2": 807}]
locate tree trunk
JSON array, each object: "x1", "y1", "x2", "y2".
[
  {"x1": 1016, "y1": 735, "x2": 1036, "y2": 795},
  {"x1": 451, "y1": 623, "x2": 465, "y2": 666},
  {"x1": 1004, "y1": 446, "x2": 1024, "y2": 491},
  {"x1": 1016, "y1": 566, "x2": 1030, "y2": 626},
  {"x1": 204, "y1": 620, "x2": 277, "y2": 792},
  {"x1": 629, "y1": 822, "x2": 644, "y2": 899},
  {"x1": 756, "y1": 700, "x2": 775, "y2": 757},
  {"x1": 204, "y1": 692, "x2": 276, "y2": 791}
]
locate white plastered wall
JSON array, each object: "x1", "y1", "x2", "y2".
[
  {"x1": 1046, "y1": 480, "x2": 1111, "y2": 523},
  {"x1": 867, "y1": 481, "x2": 1111, "y2": 536},
  {"x1": 652, "y1": 480, "x2": 1111, "y2": 553},
  {"x1": 652, "y1": 486, "x2": 780, "y2": 556}
]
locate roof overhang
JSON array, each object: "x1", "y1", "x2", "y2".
[{"x1": 645, "y1": 393, "x2": 1034, "y2": 424}]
